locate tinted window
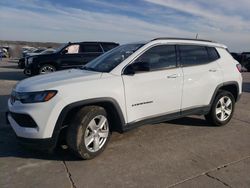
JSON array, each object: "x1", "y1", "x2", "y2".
[
  {"x1": 179, "y1": 45, "x2": 209, "y2": 66},
  {"x1": 101, "y1": 43, "x2": 119, "y2": 52},
  {"x1": 80, "y1": 44, "x2": 102, "y2": 53},
  {"x1": 134, "y1": 45, "x2": 176, "y2": 70},
  {"x1": 207, "y1": 47, "x2": 220, "y2": 61}
]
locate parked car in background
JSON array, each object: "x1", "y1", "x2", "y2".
[
  {"x1": 22, "y1": 47, "x2": 37, "y2": 57},
  {"x1": 25, "y1": 48, "x2": 47, "y2": 57},
  {"x1": 230, "y1": 52, "x2": 241, "y2": 62},
  {"x1": 231, "y1": 52, "x2": 250, "y2": 72},
  {"x1": 0, "y1": 47, "x2": 10, "y2": 58},
  {"x1": 18, "y1": 48, "x2": 56, "y2": 69},
  {"x1": 240, "y1": 52, "x2": 250, "y2": 71},
  {"x1": 24, "y1": 41, "x2": 119, "y2": 76}
]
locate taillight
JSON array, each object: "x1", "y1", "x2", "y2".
[{"x1": 236, "y1": 64, "x2": 242, "y2": 72}]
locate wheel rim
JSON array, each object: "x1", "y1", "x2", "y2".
[
  {"x1": 40, "y1": 66, "x2": 55, "y2": 74},
  {"x1": 84, "y1": 115, "x2": 109, "y2": 152},
  {"x1": 215, "y1": 96, "x2": 232, "y2": 121}
]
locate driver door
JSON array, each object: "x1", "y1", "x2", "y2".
[
  {"x1": 122, "y1": 45, "x2": 183, "y2": 123},
  {"x1": 59, "y1": 44, "x2": 83, "y2": 69}
]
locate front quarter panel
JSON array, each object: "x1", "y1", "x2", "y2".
[{"x1": 56, "y1": 73, "x2": 127, "y2": 123}]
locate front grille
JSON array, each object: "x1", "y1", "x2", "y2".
[{"x1": 10, "y1": 112, "x2": 38, "y2": 128}]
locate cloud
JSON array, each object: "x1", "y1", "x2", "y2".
[
  {"x1": 0, "y1": 1, "x2": 193, "y2": 43},
  {"x1": 0, "y1": 0, "x2": 249, "y2": 51},
  {"x1": 145, "y1": 0, "x2": 250, "y2": 32}
]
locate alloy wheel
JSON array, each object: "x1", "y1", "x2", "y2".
[
  {"x1": 40, "y1": 66, "x2": 55, "y2": 74},
  {"x1": 84, "y1": 115, "x2": 109, "y2": 152},
  {"x1": 215, "y1": 96, "x2": 232, "y2": 121}
]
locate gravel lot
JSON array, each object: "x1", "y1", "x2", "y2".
[{"x1": 0, "y1": 59, "x2": 250, "y2": 188}]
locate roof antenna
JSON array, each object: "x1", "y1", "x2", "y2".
[{"x1": 195, "y1": 33, "x2": 199, "y2": 39}]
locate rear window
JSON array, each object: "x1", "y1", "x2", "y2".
[
  {"x1": 207, "y1": 47, "x2": 220, "y2": 61},
  {"x1": 101, "y1": 43, "x2": 119, "y2": 52},
  {"x1": 179, "y1": 45, "x2": 210, "y2": 66}
]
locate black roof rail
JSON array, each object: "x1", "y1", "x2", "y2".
[{"x1": 151, "y1": 37, "x2": 214, "y2": 43}]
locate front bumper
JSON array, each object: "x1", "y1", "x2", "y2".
[
  {"x1": 7, "y1": 95, "x2": 65, "y2": 139},
  {"x1": 6, "y1": 111, "x2": 59, "y2": 150}
]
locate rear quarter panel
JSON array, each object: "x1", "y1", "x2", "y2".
[{"x1": 216, "y1": 48, "x2": 243, "y2": 95}]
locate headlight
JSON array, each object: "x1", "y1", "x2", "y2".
[
  {"x1": 11, "y1": 90, "x2": 57, "y2": 104},
  {"x1": 27, "y1": 57, "x2": 33, "y2": 64}
]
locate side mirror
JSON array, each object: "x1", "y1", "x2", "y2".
[
  {"x1": 61, "y1": 49, "x2": 68, "y2": 54},
  {"x1": 123, "y1": 62, "x2": 150, "y2": 75}
]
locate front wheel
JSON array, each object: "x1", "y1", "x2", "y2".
[
  {"x1": 205, "y1": 90, "x2": 235, "y2": 126},
  {"x1": 66, "y1": 106, "x2": 111, "y2": 160},
  {"x1": 39, "y1": 64, "x2": 56, "y2": 74}
]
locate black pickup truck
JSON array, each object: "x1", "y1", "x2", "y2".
[{"x1": 24, "y1": 41, "x2": 119, "y2": 76}]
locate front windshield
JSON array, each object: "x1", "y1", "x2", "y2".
[
  {"x1": 33, "y1": 49, "x2": 44, "y2": 53},
  {"x1": 83, "y1": 43, "x2": 144, "y2": 72},
  {"x1": 55, "y1": 43, "x2": 68, "y2": 53},
  {"x1": 40, "y1": 49, "x2": 55, "y2": 55}
]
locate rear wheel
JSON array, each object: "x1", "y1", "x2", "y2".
[
  {"x1": 66, "y1": 106, "x2": 110, "y2": 160},
  {"x1": 39, "y1": 64, "x2": 56, "y2": 74},
  {"x1": 205, "y1": 90, "x2": 235, "y2": 126}
]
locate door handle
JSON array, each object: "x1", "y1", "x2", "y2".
[
  {"x1": 167, "y1": 74, "x2": 178, "y2": 78},
  {"x1": 209, "y1": 69, "x2": 217, "y2": 72}
]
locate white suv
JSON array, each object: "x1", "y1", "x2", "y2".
[{"x1": 7, "y1": 38, "x2": 242, "y2": 159}]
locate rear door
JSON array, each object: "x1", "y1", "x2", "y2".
[{"x1": 178, "y1": 45, "x2": 222, "y2": 110}]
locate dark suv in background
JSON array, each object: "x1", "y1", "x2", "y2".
[
  {"x1": 231, "y1": 52, "x2": 250, "y2": 72},
  {"x1": 240, "y1": 52, "x2": 250, "y2": 71},
  {"x1": 24, "y1": 41, "x2": 119, "y2": 76}
]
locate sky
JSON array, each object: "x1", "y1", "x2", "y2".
[{"x1": 0, "y1": 0, "x2": 250, "y2": 51}]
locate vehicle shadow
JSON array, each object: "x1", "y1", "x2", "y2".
[
  {"x1": 0, "y1": 116, "x2": 214, "y2": 161},
  {"x1": 167, "y1": 116, "x2": 212, "y2": 127},
  {"x1": 243, "y1": 82, "x2": 250, "y2": 93},
  {"x1": 0, "y1": 71, "x2": 27, "y2": 81},
  {"x1": 0, "y1": 127, "x2": 79, "y2": 161}
]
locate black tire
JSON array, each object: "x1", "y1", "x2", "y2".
[
  {"x1": 66, "y1": 106, "x2": 111, "y2": 160},
  {"x1": 205, "y1": 90, "x2": 235, "y2": 126},
  {"x1": 39, "y1": 64, "x2": 56, "y2": 74}
]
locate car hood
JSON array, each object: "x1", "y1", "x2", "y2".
[
  {"x1": 27, "y1": 52, "x2": 40, "y2": 56},
  {"x1": 28, "y1": 52, "x2": 57, "y2": 59},
  {"x1": 15, "y1": 69, "x2": 102, "y2": 92}
]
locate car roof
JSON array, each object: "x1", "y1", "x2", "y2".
[
  {"x1": 68, "y1": 41, "x2": 119, "y2": 45},
  {"x1": 151, "y1": 37, "x2": 213, "y2": 43},
  {"x1": 150, "y1": 37, "x2": 227, "y2": 49}
]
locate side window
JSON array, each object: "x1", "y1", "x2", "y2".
[
  {"x1": 65, "y1": 44, "x2": 80, "y2": 54},
  {"x1": 179, "y1": 45, "x2": 210, "y2": 66},
  {"x1": 134, "y1": 45, "x2": 177, "y2": 70},
  {"x1": 207, "y1": 47, "x2": 220, "y2": 61},
  {"x1": 101, "y1": 43, "x2": 119, "y2": 52},
  {"x1": 80, "y1": 44, "x2": 102, "y2": 53}
]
